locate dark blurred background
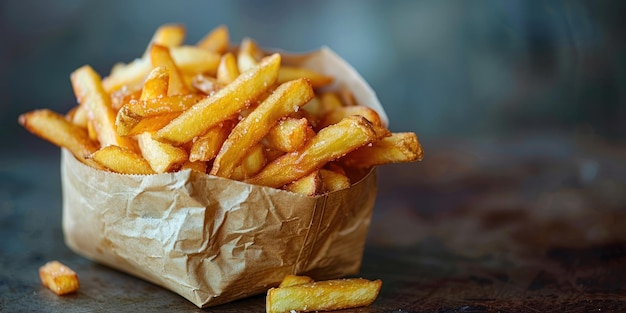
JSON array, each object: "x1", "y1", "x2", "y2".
[{"x1": 1, "y1": 0, "x2": 625, "y2": 156}]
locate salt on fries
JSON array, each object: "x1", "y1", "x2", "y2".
[{"x1": 19, "y1": 23, "x2": 423, "y2": 194}]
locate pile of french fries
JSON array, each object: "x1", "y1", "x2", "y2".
[{"x1": 19, "y1": 24, "x2": 423, "y2": 196}]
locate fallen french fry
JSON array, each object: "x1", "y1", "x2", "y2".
[
  {"x1": 39, "y1": 261, "x2": 80, "y2": 296},
  {"x1": 266, "y1": 278, "x2": 382, "y2": 313}
]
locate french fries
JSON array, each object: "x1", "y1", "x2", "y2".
[
  {"x1": 19, "y1": 23, "x2": 422, "y2": 195},
  {"x1": 39, "y1": 261, "x2": 80, "y2": 296},
  {"x1": 267, "y1": 276, "x2": 382, "y2": 313}
]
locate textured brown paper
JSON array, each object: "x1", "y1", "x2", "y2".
[{"x1": 61, "y1": 47, "x2": 385, "y2": 308}]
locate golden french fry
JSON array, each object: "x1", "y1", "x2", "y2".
[
  {"x1": 180, "y1": 160, "x2": 207, "y2": 173},
  {"x1": 320, "y1": 169, "x2": 350, "y2": 192},
  {"x1": 216, "y1": 52, "x2": 240, "y2": 85},
  {"x1": 87, "y1": 121, "x2": 97, "y2": 141},
  {"x1": 150, "y1": 44, "x2": 188, "y2": 95},
  {"x1": 279, "y1": 275, "x2": 314, "y2": 288},
  {"x1": 237, "y1": 37, "x2": 263, "y2": 73},
  {"x1": 197, "y1": 24, "x2": 229, "y2": 54},
  {"x1": 230, "y1": 143, "x2": 267, "y2": 181},
  {"x1": 246, "y1": 116, "x2": 380, "y2": 188},
  {"x1": 90, "y1": 145, "x2": 155, "y2": 175},
  {"x1": 264, "y1": 117, "x2": 314, "y2": 152},
  {"x1": 141, "y1": 66, "x2": 169, "y2": 99},
  {"x1": 211, "y1": 78, "x2": 314, "y2": 178},
  {"x1": 154, "y1": 53, "x2": 281, "y2": 146},
  {"x1": 284, "y1": 170, "x2": 323, "y2": 196},
  {"x1": 189, "y1": 120, "x2": 234, "y2": 162},
  {"x1": 143, "y1": 23, "x2": 186, "y2": 57},
  {"x1": 341, "y1": 132, "x2": 423, "y2": 168},
  {"x1": 39, "y1": 261, "x2": 80, "y2": 296},
  {"x1": 18, "y1": 109, "x2": 101, "y2": 169},
  {"x1": 116, "y1": 94, "x2": 205, "y2": 136},
  {"x1": 319, "y1": 92, "x2": 344, "y2": 114},
  {"x1": 278, "y1": 66, "x2": 334, "y2": 88},
  {"x1": 67, "y1": 104, "x2": 88, "y2": 128},
  {"x1": 170, "y1": 46, "x2": 220, "y2": 75},
  {"x1": 102, "y1": 58, "x2": 152, "y2": 93},
  {"x1": 266, "y1": 278, "x2": 382, "y2": 313},
  {"x1": 116, "y1": 112, "x2": 180, "y2": 137},
  {"x1": 319, "y1": 105, "x2": 383, "y2": 128},
  {"x1": 136, "y1": 132, "x2": 188, "y2": 173},
  {"x1": 70, "y1": 65, "x2": 137, "y2": 150}
]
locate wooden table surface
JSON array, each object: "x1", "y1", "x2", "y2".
[{"x1": 2, "y1": 134, "x2": 626, "y2": 312}]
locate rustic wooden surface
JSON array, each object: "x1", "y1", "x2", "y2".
[{"x1": 2, "y1": 134, "x2": 626, "y2": 312}]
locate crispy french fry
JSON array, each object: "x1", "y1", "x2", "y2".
[
  {"x1": 278, "y1": 66, "x2": 334, "y2": 88},
  {"x1": 150, "y1": 44, "x2": 188, "y2": 95},
  {"x1": 90, "y1": 145, "x2": 155, "y2": 175},
  {"x1": 143, "y1": 23, "x2": 186, "y2": 57},
  {"x1": 319, "y1": 105, "x2": 383, "y2": 128},
  {"x1": 230, "y1": 143, "x2": 267, "y2": 181},
  {"x1": 264, "y1": 117, "x2": 315, "y2": 152},
  {"x1": 246, "y1": 116, "x2": 380, "y2": 188},
  {"x1": 39, "y1": 261, "x2": 80, "y2": 296},
  {"x1": 320, "y1": 169, "x2": 351, "y2": 192},
  {"x1": 66, "y1": 104, "x2": 88, "y2": 128},
  {"x1": 136, "y1": 132, "x2": 188, "y2": 173},
  {"x1": 237, "y1": 37, "x2": 263, "y2": 73},
  {"x1": 170, "y1": 46, "x2": 220, "y2": 75},
  {"x1": 341, "y1": 132, "x2": 423, "y2": 168},
  {"x1": 284, "y1": 170, "x2": 323, "y2": 196},
  {"x1": 266, "y1": 278, "x2": 382, "y2": 313},
  {"x1": 211, "y1": 78, "x2": 314, "y2": 178},
  {"x1": 216, "y1": 52, "x2": 240, "y2": 85},
  {"x1": 116, "y1": 94, "x2": 204, "y2": 136},
  {"x1": 279, "y1": 275, "x2": 314, "y2": 288},
  {"x1": 197, "y1": 24, "x2": 229, "y2": 54},
  {"x1": 189, "y1": 120, "x2": 234, "y2": 162},
  {"x1": 180, "y1": 160, "x2": 207, "y2": 173},
  {"x1": 70, "y1": 65, "x2": 137, "y2": 150},
  {"x1": 154, "y1": 53, "x2": 281, "y2": 145},
  {"x1": 141, "y1": 66, "x2": 169, "y2": 99},
  {"x1": 319, "y1": 92, "x2": 344, "y2": 114},
  {"x1": 18, "y1": 109, "x2": 101, "y2": 169},
  {"x1": 102, "y1": 58, "x2": 151, "y2": 93}
]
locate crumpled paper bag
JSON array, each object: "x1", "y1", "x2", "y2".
[{"x1": 62, "y1": 47, "x2": 385, "y2": 308}]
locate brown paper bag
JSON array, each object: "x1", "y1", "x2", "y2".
[{"x1": 61, "y1": 47, "x2": 385, "y2": 308}]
